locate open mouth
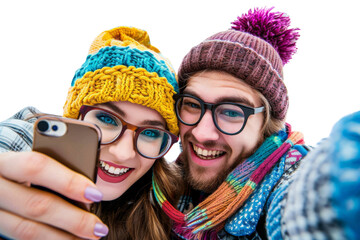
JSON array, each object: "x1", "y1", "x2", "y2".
[
  {"x1": 99, "y1": 160, "x2": 132, "y2": 177},
  {"x1": 192, "y1": 144, "x2": 225, "y2": 160}
]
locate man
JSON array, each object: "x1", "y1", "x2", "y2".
[
  {"x1": 1, "y1": 7, "x2": 358, "y2": 240},
  {"x1": 152, "y1": 7, "x2": 360, "y2": 240},
  {"x1": 149, "y1": 7, "x2": 311, "y2": 239}
]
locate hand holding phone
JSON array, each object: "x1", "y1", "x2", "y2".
[
  {"x1": 32, "y1": 115, "x2": 101, "y2": 209},
  {"x1": 0, "y1": 151, "x2": 106, "y2": 239}
]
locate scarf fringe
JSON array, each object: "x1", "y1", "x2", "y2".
[{"x1": 173, "y1": 222, "x2": 220, "y2": 239}]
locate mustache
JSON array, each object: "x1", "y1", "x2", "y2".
[{"x1": 183, "y1": 131, "x2": 228, "y2": 150}]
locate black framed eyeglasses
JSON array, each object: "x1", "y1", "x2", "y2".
[
  {"x1": 79, "y1": 105, "x2": 178, "y2": 159},
  {"x1": 174, "y1": 94, "x2": 265, "y2": 135}
]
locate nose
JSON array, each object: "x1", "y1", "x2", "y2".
[
  {"x1": 191, "y1": 111, "x2": 220, "y2": 142},
  {"x1": 107, "y1": 129, "x2": 136, "y2": 161}
]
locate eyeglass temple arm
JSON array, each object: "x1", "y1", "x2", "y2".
[{"x1": 254, "y1": 106, "x2": 265, "y2": 114}]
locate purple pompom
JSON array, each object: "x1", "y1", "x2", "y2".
[{"x1": 231, "y1": 7, "x2": 300, "y2": 65}]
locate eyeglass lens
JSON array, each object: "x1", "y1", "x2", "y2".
[
  {"x1": 83, "y1": 109, "x2": 172, "y2": 158},
  {"x1": 176, "y1": 96, "x2": 247, "y2": 134}
]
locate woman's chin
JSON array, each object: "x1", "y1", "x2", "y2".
[{"x1": 95, "y1": 175, "x2": 129, "y2": 201}]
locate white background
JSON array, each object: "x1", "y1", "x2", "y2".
[{"x1": 1, "y1": 0, "x2": 359, "y2": 161}]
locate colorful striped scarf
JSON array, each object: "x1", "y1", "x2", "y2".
[{"x1": 152, "y1": 127, "x2": 304, "y2": 239}]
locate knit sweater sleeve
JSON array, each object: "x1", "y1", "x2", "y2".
[
  {"x1": 0, "y1": 106, "x2": 41, "y2": 153},
  {"x1": 266, "y1": 111, "x2": 360, "y2": 240}
]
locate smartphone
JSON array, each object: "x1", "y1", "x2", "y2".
[{"x1": 32, "y1": 115, "x2": 101, "y2": 208}]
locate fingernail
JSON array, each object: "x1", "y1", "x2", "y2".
[
  {"x1": 84, "y1": 186, "x2": 103, "y2": 202},
  {"x1": 94, "y1": 223, "x2": 109, "y2": 237}
]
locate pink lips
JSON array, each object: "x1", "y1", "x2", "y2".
[
  {"x1": 189, "y1": 144, "x2": 223, "y2": 167},
  {"x1": 97, "y1": 160, "x2": 134, "y2": 183}
]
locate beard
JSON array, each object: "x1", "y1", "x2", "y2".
[
  {"x1": 180, "y1": 132, "x2": 263, "y2": 194},
  {"x1": 183, "y1": 155, "x2": 235, "y2": 193}
]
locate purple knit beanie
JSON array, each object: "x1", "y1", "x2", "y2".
[{"x1": 178, "y1": 7, "x2": 300, "y2": 120}]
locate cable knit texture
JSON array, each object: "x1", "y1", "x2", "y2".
[{"x1": 63, "y1": 26, "x2": 179, "y2": 135}]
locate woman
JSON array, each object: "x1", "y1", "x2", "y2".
[{"x1": 0, "y1": 26, "x2": 181, "y2": 239}]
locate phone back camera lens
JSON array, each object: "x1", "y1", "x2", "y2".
[
  {"x1": 52, "y1": 125, "x2": 58, "y2": 131},
  {"x1": 37, "y1": 120, "x2": 49, "y2": 132}
]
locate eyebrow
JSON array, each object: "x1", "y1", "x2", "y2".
[
  {"x1": 141, "y1": 120, "x2": 166, "y2": 128},
  {"x1": 183, "y1": 90, "x2": 256, "y2": 107},
  {"x1": 102, "y1": 102, "x2": 126, "y2": 116},
  {"x1": 101, "y1": 102, "x2": 166, "y2": 128}
]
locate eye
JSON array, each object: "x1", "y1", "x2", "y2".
[
  {"x1": 183, "y1": 98, "x2": 201, "y2": 109},
  {"x1": 216, "y1": 104, "x2": 245, "y2": 121},
  {"x1": 96, "y1": 113, "x2": 118, "y2": 126},
  {"x1": 140, "y1": 129, "x2": 162, "y2": 139},
  {"x1": 222, "y1": 110, "x2": 244, "y2": 118}
]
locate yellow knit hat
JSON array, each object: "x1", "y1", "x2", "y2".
[{"x1": 63, "y1": 26, "x2": 179, "y2": 135}]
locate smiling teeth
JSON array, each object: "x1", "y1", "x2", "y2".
[
  {"x1": 193, "y1": 145, "x2": 224, "y2": 159},
  {"x1": 100, "y1": 161, "x2": 130, "y2": 176}
]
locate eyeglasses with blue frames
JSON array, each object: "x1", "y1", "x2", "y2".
[
  {"x1": 79, "y1": 105, "x2": 179, "y2": 159},
  {"x1": 174, "y1": 94, "x2": 265, "y2": 135}
]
